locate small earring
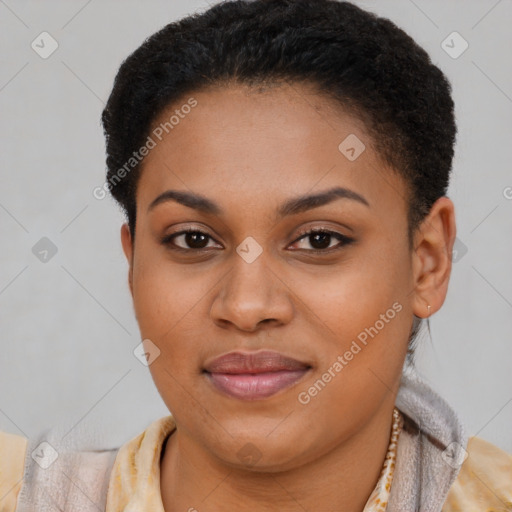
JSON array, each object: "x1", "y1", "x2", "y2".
[{"x1": 426, "y1": 304, "x2": 432, "y2": 343}]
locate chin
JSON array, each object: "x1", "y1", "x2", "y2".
[{"x1": 200, "y1": 421, "x2": 314, "y2": 473}]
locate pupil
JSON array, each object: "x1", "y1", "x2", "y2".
[
  {"x1": 186, "y1": 232, "x2": 208, "y2": 248},
  {"x1": 311, "y1": 232, "x2": 330, "y2": 249}
]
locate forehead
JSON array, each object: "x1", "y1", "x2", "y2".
[{"x1": 135, "y1": 83, "x2": 407, "y2": 218}]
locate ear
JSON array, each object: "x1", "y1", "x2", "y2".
[
  {"x1": 411, "y1": 196, "x2": 456, "y2": 318},
  {"x1": 120, "y1": 223, "x2": 134, "y2": 298}
]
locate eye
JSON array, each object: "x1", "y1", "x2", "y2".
[
  {"x1": 161, "y1": 228, "x2": 221, "y2": 251},
  {"x1": 161, "y1": 227, "x2": 354, "y2": 254},
  {"x1": 289, "y1": 228, "x2": 354, "y2": 253}
]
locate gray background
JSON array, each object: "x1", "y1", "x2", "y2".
[{"x1": 1, "y1": 0, "x2": 511, "y2": 452}]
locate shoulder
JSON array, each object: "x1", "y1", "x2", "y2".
[
  {"x1": 106, "y1": 415, "x2": 176, "y2": 510},
  {"x1": 443, "y1": 435, "x2": 512, "y2": 511},
  {"x1": 0, "y1": 430, "x2": 28, "y2": 512}
]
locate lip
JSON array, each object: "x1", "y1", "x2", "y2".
[{"x1": 203, "y1": 350, "x2": 312, "y2": 400}]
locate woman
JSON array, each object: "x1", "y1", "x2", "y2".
[{"x1": 1, "y1": 0, "x2": 511, "y2": 511}]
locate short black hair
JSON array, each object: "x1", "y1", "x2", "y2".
[
  {"x1": 101, "y1": 0, "x2": 457, "y2": 363},
  {"x1": 101, "y1": 0, "x2": 456, "y2": 241}
]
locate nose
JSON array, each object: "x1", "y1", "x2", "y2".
[{"x1": 209, "y1": 250, "x2": 294, "y2": 333}]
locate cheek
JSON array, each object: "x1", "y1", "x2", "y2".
[
  {"x1": 289, "y1": 270, "x2": 411, "y2": 445},
  {"x1": 131, "y1": 244, "x2": 213, "y2": 339},
  {"x1": 130, "y1": 247, "x2": 222, "y2": 387},
  {"x1": 131, "y1": 256, "x2": 211, "y2": 412},
  {"x1": 286, "y1": 243, "x2": 412, "y2": 398},
  {"x1": 289, "y1": 247, "x2": 409, "y2": 338}
]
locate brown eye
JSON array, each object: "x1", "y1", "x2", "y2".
[
  {"x1": 161, "y1": 229, "x2": 221, "y2": 251},
  {"x1": 307, "y1": 231, "x2": 332, "y2": 250},
  {"x1": 290, "y1": 229, "x2": 354, "y2": 253}
]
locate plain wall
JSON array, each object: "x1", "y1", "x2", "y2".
[{"x1": 1, "y1": 0, "x2": 511, "y2": 452}]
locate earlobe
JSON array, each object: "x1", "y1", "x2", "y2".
[
  {"x1": 120, "y1": 223, "x2": 134, "y2": 296},
  {"x1": 411, "y1": 197, "x2": 456, "y2": 318}
]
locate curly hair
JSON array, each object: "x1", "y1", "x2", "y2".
[{"x1": 101, "y1": 0, "x2": 457, "y2": 360}]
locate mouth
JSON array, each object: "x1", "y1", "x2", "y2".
[{"x1": 203, "y1": 350, "x2": 312, "y2": 400}]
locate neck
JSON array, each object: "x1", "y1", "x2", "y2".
[{"x1": 160, "y1": 401, "x2": 397, "y2": 512}]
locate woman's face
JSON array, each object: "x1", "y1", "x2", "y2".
[{"x1": 121, "y1": 82, "x2": 439, "y2": 471}]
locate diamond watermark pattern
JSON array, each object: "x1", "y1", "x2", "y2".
[
  {"x1": 452, "y1": 237, "x2": 468, "y2": 263},
  {"x1": 441, "y1": 441, "x2": 468, "y2": 469},
  {"x1": 441, "y1": 32, "x2": 468, "y2": 59},
  {"x1": 31, "y1": 32, "x2": 59, "y2": 59},
  {"x1": 236, "y1": 236, "x2": 263, "y2": 263},
  {"x1": 133, "y1": 338, "x2": 161, "y2": 366},
  {"x1": 31, "y1": 441, "x2": 59, "y2": 469},
  {"x1": 338, "y1": 134, "x2": 366, "y2": 161},
  {"x1": 236, "y1": 442, "x2": 262, "y2": 466},
  {"x1": 32, "y1": 237, "x2": 58, "y2": 263}
]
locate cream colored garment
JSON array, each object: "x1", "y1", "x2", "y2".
[
  {"x1": 442, "y1": 436, "x2": 512, "y2": 511},
  {"x1": 0, "y1": 431, "x2": 26, "y2": 512}
]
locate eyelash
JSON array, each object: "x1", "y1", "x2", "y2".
[{"x1": 161, "y1": 227, "x2": 354, "y2": 254}]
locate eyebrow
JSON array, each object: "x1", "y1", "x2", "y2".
[{"x1": 147, "y1": 186, "x2": 370, "y2": 217}]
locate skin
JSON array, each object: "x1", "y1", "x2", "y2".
[{"x1": 120, "y1": 82, "x2": 456, "y2": 511}]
